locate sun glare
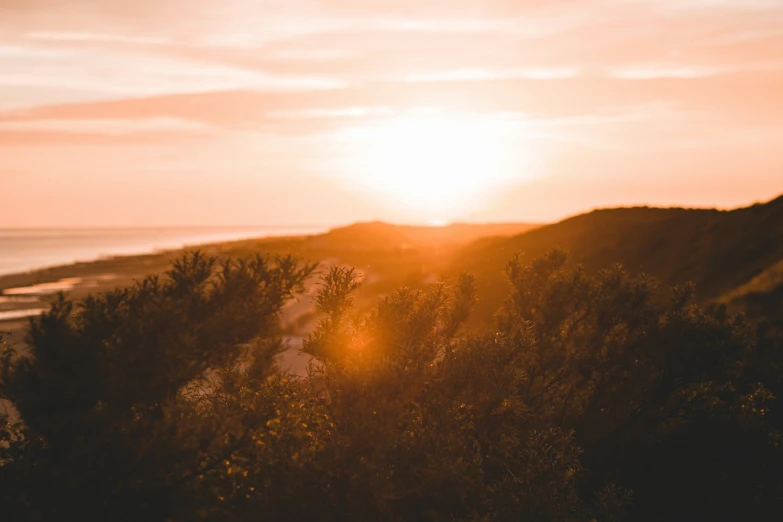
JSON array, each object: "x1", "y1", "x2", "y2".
[{"x1": 338, "y1": 113, "x2": 530, "y2": 220}]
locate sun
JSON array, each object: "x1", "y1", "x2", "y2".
[{"x1": 337, "y1": 112, "x2": 528, "y2": 220}]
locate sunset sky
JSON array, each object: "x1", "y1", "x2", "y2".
[{"x1": 2, "y1": 0, "x2": 783, "y2": 227}]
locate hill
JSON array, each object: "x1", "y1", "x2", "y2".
[
  {"x1": 455, "y1": 194, "x2": 783, "y2": 326},
  {"x1": 0, "y1": 222, "x2": 538, "y2": 340},
  {"x1": 4, "y1": 195, "x2": 783, "y2": 338},
  {"x1": 307, "y1": 221, "x2": 539, "y2": 251}
]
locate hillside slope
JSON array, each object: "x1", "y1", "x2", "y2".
[
  {"x1": 309, "y1": 222, "x2": 539, "y2": 251},
  {"x1": 0, "y1": 222, "x2": 538, "y2": 338},
  {"x1": 456, "y1": 194, "x2": 783, "y2": 325}
]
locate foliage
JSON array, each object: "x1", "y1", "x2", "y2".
[
  {"x1": 2, "y1": 250, "x2": 782, "y2": 521},
  {"x1": 459, "y1": 194, "x2": 783, "y2": 328},
  {"x1": 0, "y1": 252, "x2": 315, "y2": 521},
  {"x1": 496, "y1": 251, "x2": 783, "y2": 520}
]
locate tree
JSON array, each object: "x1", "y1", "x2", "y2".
[
  {"x1": 0, "y1": 252, "x2": 315, "y2": 521},
  {"x1": 220, "y1": 266, "x2": 629, "y2": 521},
  {"x1": 2, "y1": 250, "x2": 779, "y2": 521},
  {"x1": 497, "y1": 250, "x2": 780, "y2": 521}
]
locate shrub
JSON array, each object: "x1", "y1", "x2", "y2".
[
  {"x1": 2, "y1": 250, "x2": 779, "y2": 521},
  {"x1": 0, "y1": 252, "x2": 315, "y2": 521}
]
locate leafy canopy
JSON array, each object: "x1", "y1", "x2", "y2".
[{"x1": 1, "y1": 250, "x2": 780, "y2": 521}]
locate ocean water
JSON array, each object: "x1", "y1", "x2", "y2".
[{"x1": 0, "y1": 227, "x2": 322, "y2": 277}]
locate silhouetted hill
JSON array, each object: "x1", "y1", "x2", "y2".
[
  {"x1": 4, "y1": 199, "x2": 782, "y2": 336},
  {"x1": 456, "y1": 194, "x2": 783, "y2": 325},
  {"x1": 721, "y1": 256, "x2": 783, "y2": 319},
  {"x1": 0, "y1": 222, "x2": 539, "y2": 337},
  {"x1": 309, "y1": 221, "x2": 540, "y2": 251}
]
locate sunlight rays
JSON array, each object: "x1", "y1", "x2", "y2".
[{"x1": 336, "y1": 112, "x2": 534, "y2": 220}]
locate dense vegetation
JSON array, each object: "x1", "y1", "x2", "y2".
[
  {"x1": 2, "y1": 248, "x2": 783, "y2": 521},
  {"x1": 0, "y1": 222, "x2": 537, "y2": 343},
  {"x1": 457, "y1": 194, "x2": 783, "y2": 327}
]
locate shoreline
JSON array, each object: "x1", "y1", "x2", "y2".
[
  {"x1": 0, "y1": 226, "x2": 326, "y2": 278},
  {"x1": 0, "y1": 230, "x2": 323, "y2": 332},
  {"x1": 0, "y1": 221, "x2": 539, "y2": 340}
]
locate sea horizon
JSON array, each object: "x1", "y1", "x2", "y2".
[{"x1": 0, "y1": 226, "x2": 326, "y2": 277}]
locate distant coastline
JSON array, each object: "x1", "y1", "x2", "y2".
[
  {"x1": 0, "y1": 221, "x2": 539, "y2": 336},
  {"x1": 0, "y1": 226, "x2": 325, "y2": 277}
]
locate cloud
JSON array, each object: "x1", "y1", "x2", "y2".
[
  {"x1": 27, "y1": 31, "x2": 170, "y2": 45},
  {"x1": 610, "y1": 60, "x2": 783, "y2": 79},
  {"x1": 267, "y1": 107, "x2": 394, "y2": 119},
  {"x1": 0, "y1": 44, "x2": 347, "y2": 107},
  {"x1": 644, "y1": 0, "x2": 783, "y2": 14},
  {"x1": 191, "y1": 14, "x2": 584, "y2": 51},
  {"x1": 267, "y1": 48, "x2": 362, "y2": 61},
  {"x1": 610, "y1": 65, "x2": 730, "y2": 79},
  {"x1": 396, "y1": 67, "x2": 581, "y2": 83},
  {"x1": 0, "y1": 117, "x2": 212, "y2": 135}
]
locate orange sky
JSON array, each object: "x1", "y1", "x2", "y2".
[{"x1": 2, "y1": 0, "x2": 783, "y2": 227}]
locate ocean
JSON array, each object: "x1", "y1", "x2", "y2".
[{"x1": 0, "y1": 227, "x2": 323, "y2": 277}]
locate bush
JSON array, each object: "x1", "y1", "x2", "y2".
[
  {"x1": 0, "y1": 252, "x2": 315, "y2": 521},
  {"x1": 1, "y1": 251, "x2": 780, "y2": 521}
]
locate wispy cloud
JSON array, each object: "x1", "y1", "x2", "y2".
[
  {"x1": 647, "y1": 0, "x2": 783, "y2": 14},
  {"x1": 0, "y1": 44, "x2": 347, "y2": 107},
  {"x1": 27, "y1": 31, "x2": 170, "y2": 46},
  {"x1": 267, "y1": 107, "x2": 394, "y2": 119},
  {"x1": 0, "y1": 117, "x2": 212, "y2": 135},
  {"x1": 610, "y1": 61, "x2": 783, "y2": 79},
  {"x1": 1, "y1": 0, "x2": 783, "y2": 226},
  {"x1": 267, "y1": 49, "x2": 362, "y2": 62},
  {"x1": 396, "y1": 67, "x2": 581, "y2": 83},
  {"x1": 610, "y1": 65, "x2": 731, "y2": 79}
]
